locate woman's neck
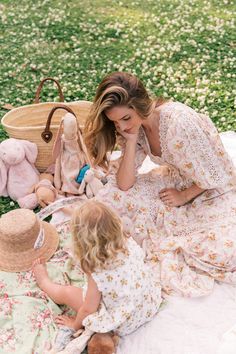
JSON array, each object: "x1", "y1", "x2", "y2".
[{"x1": 142, "y1": 101, "x2": 160, "y2": 132}]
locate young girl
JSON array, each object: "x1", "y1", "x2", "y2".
[{"x1": 32, "y1": 200, "x2": 162, "y2": 336}]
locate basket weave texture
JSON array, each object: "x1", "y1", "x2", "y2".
[{"x1": 1, "y1": 78, "x2": 92, "y2": 172}]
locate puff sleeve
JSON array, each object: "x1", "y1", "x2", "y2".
[{"x1": 166, "y1": 106, "x2": 236, "y2": 189}]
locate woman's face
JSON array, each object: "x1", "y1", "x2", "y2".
[{"x1": 105, "y1": 105, "x2": 142, "y2": 134}]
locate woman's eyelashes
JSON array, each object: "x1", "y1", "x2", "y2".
[{"x1": 123, "y1": 116, "x2": 131, "y2": 121}]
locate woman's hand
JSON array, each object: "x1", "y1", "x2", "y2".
[
  {"x1": 55, "y1": 315, "x2": 77, "y2": 330},
  {"x1": 116, "y1": 126, "x2": 139, "y2": 144},
  {"x1": 159, "y1": 188, "x2": 188, "y2": 207}
]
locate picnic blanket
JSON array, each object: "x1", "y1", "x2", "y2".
[
  {"x1": 0, "y1": 222, "x2": 85, "y2": 354},
  {"x1": 0, "y1": 131, "x2": 236, "y2": 354}
]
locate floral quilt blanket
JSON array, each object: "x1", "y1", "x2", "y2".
[{"x1": 0, "y1": 222, "x2": 85, "y2": 354}]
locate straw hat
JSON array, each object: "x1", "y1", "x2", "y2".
[{"x1": 0, "y1": 208, "x2": 59, "y2": 272}]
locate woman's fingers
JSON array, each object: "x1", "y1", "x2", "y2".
[
  {"x1": 164, "y1": 200, "x2": 172, "y2": 205},
  {"x1": 164, "y1": 200, "x2": 174, "y2": 207},
  {"x1": 161, "y1": 196, "x2": 171, "y2": 202},
  {"x1": 160, "y1": 194, "x2": 170, "y2": 200},
  {"x1": 159, "y1": 190, "x2": 169, "y2": 197},
  {"x1": 159, "y1": 188, "x2": 167, "y2": 193},
  {"x1": 116, "y1": 127, "x2": 139, "y2": 142},
  {"x1": 160, "y1": 194, "x2": 171, "y2": 201},
  {"x1": 160, "y1": 196, "x2": 174, "y2": 205}
]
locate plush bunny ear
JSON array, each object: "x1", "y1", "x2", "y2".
[
  {"x1": 52, "y1": 119, "x2": 64, "y2": 162},
  {"x1": 0, "y1": 157, "x2": 8, "y2": 197},
  {"x1": 76, "y1": 120, "x2": 92, "y2": 167},
  {"x1": 78, "y1": 179, "x2": 86, "y2": 195},
  {"x1": 21, "y1": 140, "x2": 38, "y2": 163}
]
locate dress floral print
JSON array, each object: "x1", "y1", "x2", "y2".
[
  {"x1": 95, "y1": 101, "x2": 236, "y2": 297},
  {"x1": 83, "y1": 238, "x2": 162, "y2": 335}
]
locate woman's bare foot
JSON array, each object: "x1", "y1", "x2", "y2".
[{"x1": 32, "y1": 258, "x2": 50, "y2": 290}]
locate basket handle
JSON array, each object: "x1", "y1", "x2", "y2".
[
  {"x1": 41, "y1": 105, "x2": 76, "y2": 143},
  {"x1": 34, "y1": 77, "x2": 64, "y2": 104}
]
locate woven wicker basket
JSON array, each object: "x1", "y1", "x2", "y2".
[{"x1": 1, "y1": 78, "x2": 92, "y2": 172}]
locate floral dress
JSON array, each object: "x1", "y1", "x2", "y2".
[
  {"x1": 95, "y1": 101, "x2": 236, "y2": 297},
  {"x1": 82, "y1": 238, "x2": 162, "y2": 336}
]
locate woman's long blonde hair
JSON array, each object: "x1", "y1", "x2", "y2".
[
  {"x1": 71, "y1": 200, "x2": 127, "y2": 273},
  {"x1": 84, "y1": 71, "x2": 166, "y2": 169}
]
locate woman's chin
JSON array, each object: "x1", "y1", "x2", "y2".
[{"x1": 125, "y1": 128, "x2": 136, "y2": 134}]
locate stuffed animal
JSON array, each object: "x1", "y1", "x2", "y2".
[
  {"x1": 33, "y1": 173, "x2": 57, "y2": 208},
  {"x1": 49, "y1": 328, "x2": 119, "y2": 354},
  {"x1": 17, "y1": 173, "x2": 57, "y2": 210},
  {"x1": 87, "y1": 332, "x2": 119, "y2": 354},
  {"x1": 78, "y1": 169, "x2": 104, "y2": 198},
  {"x1": 0, "y1": 138, "x2": 39, "y2": 202},
  {"x1": 53, "y1": 112, "x2": 91, "y2": 195}
]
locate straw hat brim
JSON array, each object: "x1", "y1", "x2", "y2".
[{"x1": 0, "y1": 221, "x2": 59, "y2": 273}]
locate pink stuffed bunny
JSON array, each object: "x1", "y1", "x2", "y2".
[
  {"x1": 0, "y1": 138, "x2": 40, "y2": 208},
  {"x1": 53, "y1": 112, "x2": 91, "y2": 195}
]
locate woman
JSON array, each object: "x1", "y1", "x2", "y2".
[{"x1": 84, "y1": 71, "x2": 236, "y2": 297}]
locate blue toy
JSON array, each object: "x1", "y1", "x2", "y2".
[{"x1": 76, "y1": 164, "x2": 90, "y2": 184}]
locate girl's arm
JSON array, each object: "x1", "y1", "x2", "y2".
[
  {"x1": 73, "y1": 274, "x2": 101, "y2": 330},
  {"x1": 55, "y1": 274, "x2": 101, "y2": 331}
]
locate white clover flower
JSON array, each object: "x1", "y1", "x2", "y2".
[{"x1": 212, "y1": 110, "x2": 218, "y2": 117}]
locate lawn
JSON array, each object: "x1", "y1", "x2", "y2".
[{"x1": 0, "y1": 0, "x2": 235, "y2": 215}]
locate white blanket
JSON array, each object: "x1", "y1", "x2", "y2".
[
  {"x1": 117, "y1": 131, "x2": 236, "y2": 354},
  {"x1": 117, "y1": 283, "x2": 236, "y2": 354}
]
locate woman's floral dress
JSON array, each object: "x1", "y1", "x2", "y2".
[
  {"x1": 95, "y1": 101, "x2": 236, "y2": 297},
  {"x1": 82, "y1": 238, "x2": 162, "y2": 335}
]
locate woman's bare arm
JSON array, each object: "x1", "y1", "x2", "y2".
[
  {"x1": 116, "y1": 140, "x2": 137, "y2": 190},
  {"x1": 116, "y1": 130, "x2": 139, "y2": 191}
]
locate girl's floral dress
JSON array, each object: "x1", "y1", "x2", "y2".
[{"x1": 83, "y1": 238, "x2": 162, "y2": 335}]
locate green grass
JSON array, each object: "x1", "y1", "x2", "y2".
[{"x1": 0, "y1": 0, "x2": 235, "y2": 215}]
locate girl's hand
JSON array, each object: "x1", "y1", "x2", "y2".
[
  {"x1": 55, "y1": 315, "x2": 77, "y2": 330},
  {"x1": 159, "y1": 188, "x2": 188, "y2": 207}
]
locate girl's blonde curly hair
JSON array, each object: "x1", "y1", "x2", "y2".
[{"x1": 71, "y1": 200, "x2": 127, "y2": 273}]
